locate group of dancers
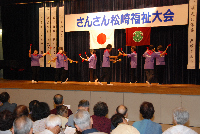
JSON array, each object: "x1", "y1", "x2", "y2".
[{"x1": 29, "y1": 44, "x2": 169, "y2": 85}]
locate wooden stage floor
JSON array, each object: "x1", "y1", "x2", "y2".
[{"x1": 1, "y1": 79, "x2": 200, "y2": 95}]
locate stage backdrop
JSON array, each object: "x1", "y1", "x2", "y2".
[{"x1": 1, "y1": 0, "x2": 200, "y2": 84}]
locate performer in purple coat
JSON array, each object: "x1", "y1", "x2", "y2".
[
  {"x1": 82, "y1": 49, "x2": 98, "y2": 82},
  {"x1": 155, "y1": 45, "x2": 167, "y2": 85},
  {"x1": 29, "y1": 49, "x2": 48, "y2": 83},
  {"x1": 53, "y1": 47, "x2": 67, "y2": 84},
  {"x1": 123, "y1": 46, "x2": 138, "y2": 83},
  {"x1": 143, "y1": 45, "x2": 158, "y2": 85},
  {"x1": 63, "y1": 51, "x2": 73, "y2": 82},
  {"x1": 98, "y1": 44, "x2": 118, "y2": 85}
]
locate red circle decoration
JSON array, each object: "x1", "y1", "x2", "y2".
[{"x1": 97, "y1": 33, "x2": 106, "y2": 45}]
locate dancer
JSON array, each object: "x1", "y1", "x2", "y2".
[
  {"x1": 53, "y1": 47, "x2": 67, "y2": 84},
  {"x1": 29, "y1": 48, "x2": 48, "y2": 83},
  {"x1": 123, "y1": 46, "x2": 138, "y2": 83},
  {"x1": 63, "y1": 51, "x2": 73, "y2": 82},
  {"x1": 143, "y1": 45, "x2": 157, "y2": 85},
  {"x1": 98, "y1": 44, "x2": 118, "y2": 85},
  {"x1": 155, "y1": 45, "x2": 168, "y2": 85},
  {"x1": 82, "y1": 49, "x2": 98, "y2": 82}
]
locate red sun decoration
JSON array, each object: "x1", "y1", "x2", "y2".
[{"x1": 97, "y1": 33, "x2": 106, "y2": 45}]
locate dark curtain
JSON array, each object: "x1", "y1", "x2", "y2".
[{"x1": 2, "y1": 0, "x2": 200, "y2": 84}]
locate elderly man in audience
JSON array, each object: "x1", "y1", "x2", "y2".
[
  {"x1": 111, "y1": 113, "x2": 140, "y2": 134},
  {"x1": 51, "y1": 94, "x2": 73, "y2": 117},
  {"x1": 74, "y1": 109, "x2": 100, "y2": 134},
  {"x1": 13, "y1": 105, "x2": 29, "y2": 119},
  {"x1": 91, "y1": 101, "x2": 111, "y2": 134},
  {"x1": 0, "y1": 92, "x2": 17, "y2": 113},
  {"x1": 32, "y1": 102, "x2": 50, "y2": 133},
  {"x1": 132, "y1": 101, "x2": 162, "y2": 134},
  {"x1": 163, "y1": 107, "x2": 198, "y2": 134},
  {"x1": 68, "y1": 99, "x2": 90, "y2": 128},
  {"x1": 35, "y1": 114, "x2": 62, "y2": 134},
  {"x1": 12, "y1": 115, "x2": 33, "y2": 134},
  {"x1": 57, "y1": 105, "x2": 68, "y2": 128},
  {"x1": 0, "y1": 110, "x2": 14, "y2": 134}
]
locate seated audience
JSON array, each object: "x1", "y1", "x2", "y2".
[
  {"x1": 68, "y1": 99, "x2": 90, "y2": 128},
  {"x1": 74, "y1": 109, "x2": 99, "y2": 134},
  {"x1": 12, "y1": 115, "x2": 33, "y2": 134},
  {"x1": 57, "y1": 105, "x2": 68, "y2": 128},
  {"x1": 92, "y1": 101, "x2": 111, "y2": 134},
  {"x1": 31, "y1": 102, "x2": 50, "y2": 133},
  {"x1": 0, "y1": 110, "x2": 14, "y2": 134},
  {"x1": 35, "y1": 114, "x2": 62, "y2": 134},
  {"x1": 111, "y1": 113, "x2": 139, "y2": 134},
  {"x1": 163, "y1": 107, "x2": 198, "y2": 134},
  {"x1": 132, "y1": 101, "x2": 162, "y2": 134},
  {"x1": 51, "y1": 94, "x2": 73, "y2": 117},
  {"x1": 13, "y1": 105, "x2": 29, "y2": 119},
  {"x1": 0, "y1": 92, "x2": 17, "y2": 113},
  {"x1": 28, "y1": 100, "x2": 39, "y2": 120}
]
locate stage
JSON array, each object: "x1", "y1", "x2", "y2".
[{"x1": 0, "y1": 79, "x2": 200, "y2": 95}]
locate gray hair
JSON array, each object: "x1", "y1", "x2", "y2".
[
  {"x1": 73, "y1": 110, "x2": 91, "y2": 130},
  {"x1": 46, "y1": 114, "x2": 62, "y2": 128},
  {"x1": 13, "y1": 116, "x2": 33, "y2": 134},
  {"x1": 173, "y1": 107, "x2": 189, "y2": 125}
]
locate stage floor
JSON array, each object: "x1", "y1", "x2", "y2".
[{"x1": 1, "y1": 79, "x2": 200, "y2": 95}]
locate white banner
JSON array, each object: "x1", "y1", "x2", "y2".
[
  {"x1": 187, "y1": 0, "x2": 197, "y2": 69},
  {"x1": 39, "y1": 7, "x2": 44, "y2": 67},
  {"x1": 59, "y1": 6, "x2": 65, "y2": 49},
  {"x1": 50, "y1": 7, "x2": 57, "y2": 68},
  {"x1": 45, "y1": 7, "x2": 51, "y2": 67},
  {"x1": 65, "y1": 4, "x2": 188, "y2": 32},
  {"x1": 90, "y1": 29, "x2": 114, "y2": 49}
]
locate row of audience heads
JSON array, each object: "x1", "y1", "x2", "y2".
[{"x1": 0, "y1": 92, "x2": 190, "y2": 133}]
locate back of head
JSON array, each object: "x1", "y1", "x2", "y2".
[
  {"x1": 13, "y1": 105, "x2": 29, "y2": 119},
  {"x1": 73, "y1": 110, "x2": 91, "y2": 131},
  {"x1": 116, "y1": 105, "x2": 128, "y2": 116},
  {"x1": 149, "y1": 45, "x2": 154, "y2": 50},
  {"x1": 0, "y1": 92, "x2": 10, "y2": 103},
  {"x1": 0, "y1": 110, "x2": 14, "y2": 131},
  {"x1": 29, "y1": 100, "x2": 39, "y2": 113},
  {"x1": 31, "y1": 102, "x2": 50, "y2": 121},
  {"x1": 140, "y1": 101, "x2": 154, "y2": 119},
  {"x1": 53, "y1": 94, "x2": 63, "y2": 105},
  {"x1": 57, "y1": 105, "x2": 68, "y2": 116},
  {"x1": 78, "y1": 100, "x2": 89, "y2": 108},
  {"x1": 13, "y1": 115, "x2": 33, "y2": 134},
  {"x1": 106, "y1": 44, "x2": 112, "y2": 49},
  {"x1": 131, "y1": 46, "x2": 136, "y2": 51},
  {"x1": 93, "y1": 101, "x2": 108, "y2": 117},
  {"x1": 157, "y1": 45, "x2": 164, "y2": 51},
  {"x1": 111, "y1": 113, "x2": 125, "y2": 128},
  {"x1": 46, "y1": 114, "x2": 61, "y2": 128},
  {"x1": 173, "y1": 107, "x2": 189, "y2": 125}
]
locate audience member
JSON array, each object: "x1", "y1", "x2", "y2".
[
  {"x1": 31, "y1": 102, "x2": 50, "y2": 133},
  {"x1": 111, "y1": 113, "x2": 139, "y2": 134},
  {"x1": 57, "y1": 105, "x2": 68, "y2": 128},
  {"x1": 35, "y1": 114, "x2": 62, "y2": 134},
  {"x1": 13, "y1": 105, "x2": 29, "y2": 119},
  {"x1": 92, "y1": 101, "x2": 111, "y2": 134},
  {"x1": 0, "y1": 110, "x2": 14, "y2": 134},
  {"x1": 51, "y1": 94, "x2": 73, "y2": 117},
  {"x1": 68, "y1": 99, "x2": 90, "y2": 128},
  {"x1": 132, "y1": 101, "x2": 162, "y2": 134},
  {"x1": 12, "y1": 115, "x2": 33, "y2": 134},
  {"x1": 163, "y1": 107, "x2": 198, "y2": 134},
  {"x1": 0, "y1": 92, "x2": 17, "y2": 113},
  {"x1": 28, "y1": 100, "x2": 39, "y2": 120},
  {"x1": 74, "y1": 109, "x2": 99, "y2": 134}
]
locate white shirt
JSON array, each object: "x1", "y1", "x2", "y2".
[
  {"x1": 33, "y1": 118, "x2": 47, "y2": 133},
  {"x1": 35, "y1": 129, "x2": 54, "y2": 134},
  {"x1": 163, "y1": 125, "x2": 198, "y2": 134},
  {"x1": 111, "y1": 124, "x2": 140, "y2": 134}
]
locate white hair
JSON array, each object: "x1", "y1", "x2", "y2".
[
  {"x1": 13, "y1": 116, "x2": 33, "y2": 134},
  {"x1": 73, "y1": 110, "x2": 91, "y2": 130},
  {"x1": 173, "y1": 107, "x2": 189, "y2": 125},
  {"x1": 46, "y1": 114, "x2": 61, "y2": 128}
]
